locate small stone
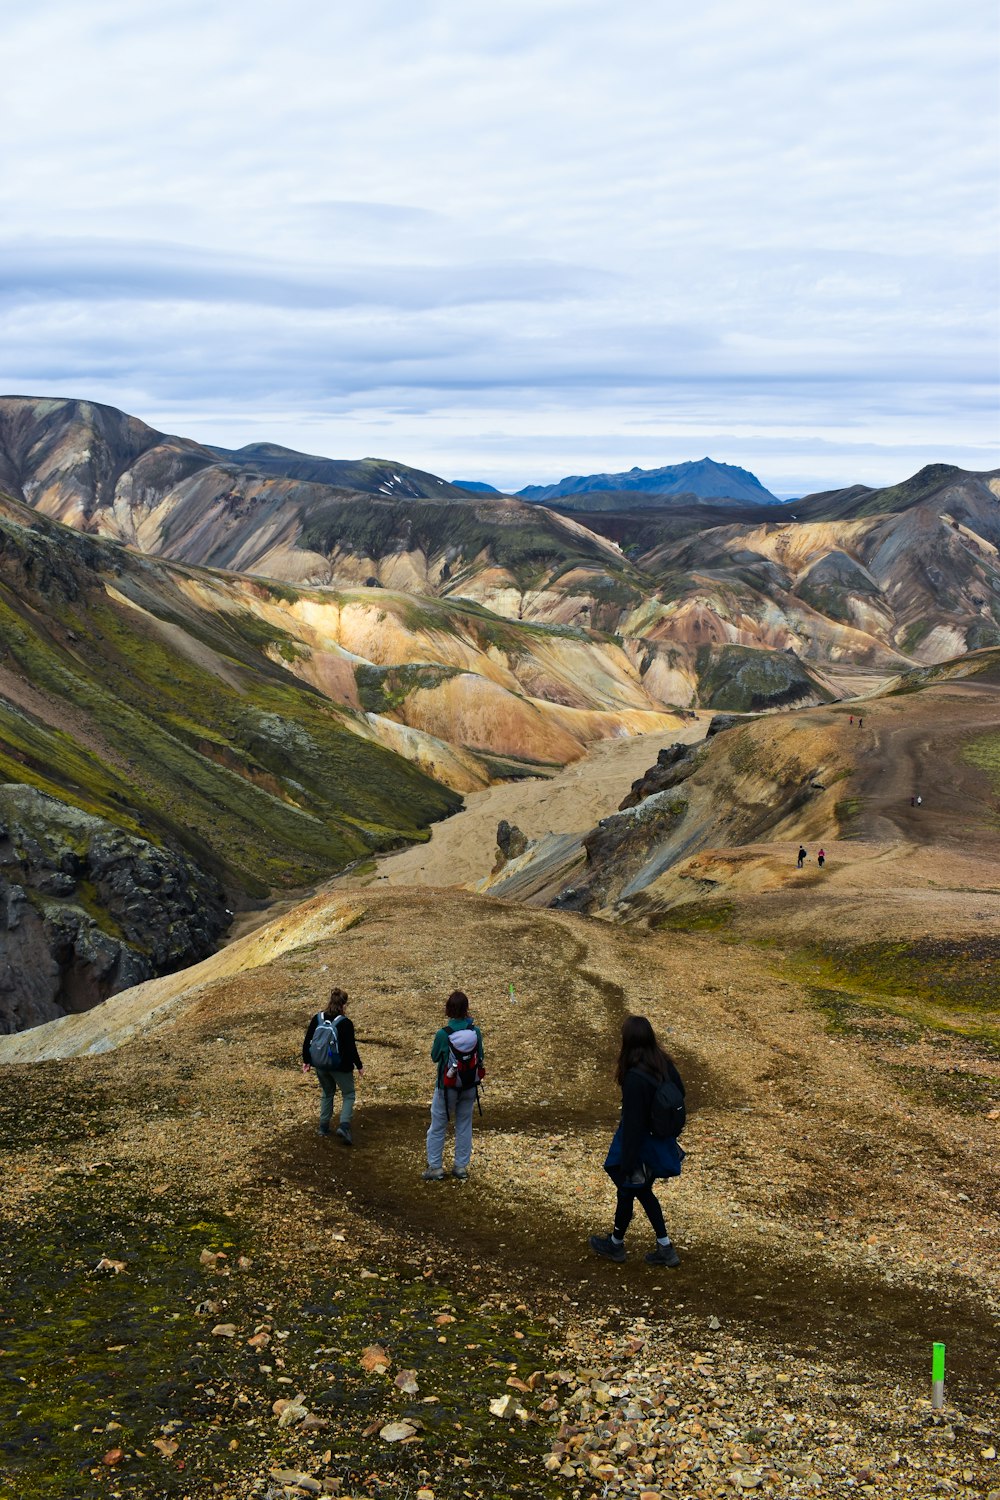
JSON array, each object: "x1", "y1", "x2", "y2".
[
  {"x1": 983, "y1": 1448, "x2": 997, "y2": 1460},
  {"x1": 360, "y1": 1344, "x2": 391, "y2": 1374},
  {"x1": 489, "y1": 1394, "x2": 517, "y2": 1418},
  {"x1": 94, "y1": 1257, "x2": 127, "y2": 1275},
  {"x1": 211, "y1": 1323, "x2": 237, "y2": 1338},
  {"x1": 277, "y1": 1402, "x2": 308, "y2": 1428},
  {"x1": 394, "y1": 1369, "x2": 419, "y2": 1395},
  {"x1": 708, "y1": 1315, "x2": 721, "y2": 1330},
  {"x1": 379, "y1": 1421, "x2": 418, "y2": 1442}
]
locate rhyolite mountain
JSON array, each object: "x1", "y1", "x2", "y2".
[
  {"x1": 0, "y1": 396, "x2": 637, "y2": 598},
  {"x1": 0, "y1": 482, "x2": 691, "y2": 1029},
  {"x1": 2, "y1": 396, "x2": 999, "y2": 704},
  {"x1": 518, "y1": 457, "x2": 781, "y2": 508}
]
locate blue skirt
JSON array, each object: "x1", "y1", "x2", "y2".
[{"x1": 603, "y1": 1124, "x2": 684, "y2": 1185}]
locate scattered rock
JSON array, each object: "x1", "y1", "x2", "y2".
[
  {"x1": 379, "y1": 1421, "x2": 418, "y2": 1442},
  {"x1": 94, "y1": 1257, "x2": 127, "y2": 1275}
]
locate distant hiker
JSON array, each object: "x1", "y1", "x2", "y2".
[
  {"x1": 859, "y1": 717, "x2": 864, "y2": 728},
  {"x1": 850, "y1": 715, "x2": 854, "y2": 725},
  {"x1": 911, "y1": 796, "x2": 915, "y2": 807},
  {"x1": 817, "y1": 848, "x2": 826, "y2": 867},
  {"x1": 797, "y1": 846, "x2": 807, "y2": 869},
  {"x1": 916, "y1": 794, "x2": 922, "y2": 806},
  {"x1": 302, "y1": 988, "x2": 363, "y2": 1144},
  {"x1": 423, "y1": 990, "x2": 485, "y2": 1182},
  {"x1": 589, "y1": 1014, "x2": 685, "y2": 1267}
]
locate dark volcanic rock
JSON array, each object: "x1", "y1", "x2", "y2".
[
  {"x1": 618, "y1": 741, "x2": 705, "y2": 810},
  {"x1": 0, "y1": 785, "x2": 228, "y2": 1033},
  {"x1": 493, "y1": 819, "x2": 531, "y2": 873},
  {"x1": 552, "y1": 790, "x2": 690, "y2": 913}
]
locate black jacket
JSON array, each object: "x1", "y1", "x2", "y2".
[
  {"x1": 302, "y1": 1011, "x2": 363, "y2": 1071},
  {"x1": 619, "y1": 1061, "x2": 685, "y2": 1176}
]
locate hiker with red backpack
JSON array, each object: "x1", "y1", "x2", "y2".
[
  {"x1": 590, "y1": 1014, "x2": 686, "y2": 1267},
  {"x1": 302, "y1": 988, "x2": 363, "y2": 1144},
  {"x1": 422, "y1": 990, "x2": 485, "y2": 1182}
]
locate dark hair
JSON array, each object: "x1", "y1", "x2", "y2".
[
  {"x1": 445, "y1": 989, "x2": 470, "y2": 1019},
  {"x1": 326, "y1": 987, "x2": 349, "y2": 1016},
  {"x1": 615, "y1": 1014, "x2": 672, "y2": 1087}
]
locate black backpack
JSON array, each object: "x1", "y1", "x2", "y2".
[{"x1": 650, "y1": 1069, "x2": 686, "y2": 1139}]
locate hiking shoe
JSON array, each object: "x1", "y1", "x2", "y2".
[
  {"x1": 421, "y1": 1167, "x2": 446, "y2": 1181},
  {"x1": 335, "y1": 1124, "x2": 353, "y2": 1146},
  {"x1": 645, "y1": 1241, "x2": 681, "y2": 1267},
  {"x1": 316, "y1": 1126, "x2": 330, "y2": 1136},
  {"x1": 589, "y1": 1234, "x2": 626, "y2": 1263},
  {"x1": 452, "y1": 1167, "x2": 469, "y2": 1180}
]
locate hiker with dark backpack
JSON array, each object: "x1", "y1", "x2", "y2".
[
  {"x1": 590, "y1": 1014, "x2": 686, "y2": 1267},
  {"x1": 301, "y1": 988, "x2": 363, "y2": 1144},
  {"x1": 422, "y1": 990, "x2": 484, "y2": 1183}
]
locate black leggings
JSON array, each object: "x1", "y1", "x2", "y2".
[{"x1": 614, "y1": 1182, "x2": 667, "y2": 1240}]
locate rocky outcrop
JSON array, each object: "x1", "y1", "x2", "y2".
[
  {"x1": 0, "y1": 785, "x2": 228, "y2": 1032},
  {"x1": 493, "y1": 820, "x2": 531, "y2": 872},
  {"x1": 552, "y1": 790, "x2": 690, "y2": 914}
]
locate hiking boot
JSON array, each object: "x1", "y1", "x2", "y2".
[
  {"x1": 589, "y1": 1234, "x2": 626, "y2": 1263},
  {"x1": 335, "y1": 1124, "x2": 353, "y2": 1146},
  {"x1": 421, "y1": 1166, "x2": 446, "y2": 1181},
  {"x1": 452, "y1": 1167, "x2": 469, "y2": 1180},
  {"x1": 645, "y1": 1241, "x2": 681, "y2": 1267},
  {"x1": 316, "y1": 1126, "x2": 330, "y2": 1137}
]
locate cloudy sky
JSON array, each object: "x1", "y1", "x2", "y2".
[{"x1": 2, "y1": 0, "x2": 998, "y2": 494}]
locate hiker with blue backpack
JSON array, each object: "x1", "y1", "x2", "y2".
[
  {"x1": 590, "y1": 1014, "x2": 686, "y2": 1267},
  {"x1": 302, "y1": 988, "x2": 363, "y2": 1144},
  {"x1": 422, "y1": 990, "x2": 484, "y2": 1182}
]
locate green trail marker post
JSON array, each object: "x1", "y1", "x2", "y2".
[
  {"x1": 508, "y1": 982, "x2": 516, "y2": 1003},
  {"x1": 932, "y1": 1342, "x2": 945, "y2": 1409}
]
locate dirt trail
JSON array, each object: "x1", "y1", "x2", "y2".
[{"x1": 851, "y1": 678, "x2": 1000, "y2": 849}]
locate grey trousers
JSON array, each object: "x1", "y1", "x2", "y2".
[
  {"x1": 426, "y1": 1086, "x2": 476, "y2": 1171},
  {"x1": 315, "y1": 1067, "x2": 355, "y2": 1130}
]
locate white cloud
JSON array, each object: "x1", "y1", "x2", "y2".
[{"x1": 0, "y1": 0, "x2": 997, "y2": 491}]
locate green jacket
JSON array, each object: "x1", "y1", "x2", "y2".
[{"x1": 431, "y1": 1016, "x2": 484, "y2": 1089}]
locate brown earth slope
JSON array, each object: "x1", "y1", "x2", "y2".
[{"x1": 1, "y1": 671, "x2": 998, "y2": 1498}]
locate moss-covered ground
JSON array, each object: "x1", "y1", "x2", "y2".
[
  {"x1": 785, "y1": 935, "x2": 1000, "y2": 1047},
  {"x1": 0, "y1": 1171, "x2": 559, "y2": 1500}
]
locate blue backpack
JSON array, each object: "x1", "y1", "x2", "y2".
[{"x1": 309, "y1": 1013, "x2": 343, "y2": 1069}]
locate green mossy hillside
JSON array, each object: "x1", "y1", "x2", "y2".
[
  {"x1": 0, "y1": 500, "x2": 460, "y2": 898},
  {"x1": 695, "y1": 644, "x2": 835, "y2": 712},
  {"x1": 298, "y1": 494, "x2": 640, "y2": 594}
]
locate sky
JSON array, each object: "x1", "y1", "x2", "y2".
[{"x1": 2, "y1": 0, "x2": 998, "y2": 495}]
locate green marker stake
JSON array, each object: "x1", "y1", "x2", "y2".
[
  {"x1": 508, "y1": 982, "x2": 516, "y2": 1003},
  {"x1": 932, "y1": 1342, "x2": 945, "y2": 1409}
]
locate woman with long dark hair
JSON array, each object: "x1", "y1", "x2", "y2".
[{"x1": 589, "y1": 1013, "x2": 685, "y2": 1266}]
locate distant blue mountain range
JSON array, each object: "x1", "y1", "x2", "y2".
[
  {"x1": 451, "y1": 480, "x2": 502, "y2": 494},
  {"x1": 517, "y1": 458, "x2": 780, "y2": 507}
]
